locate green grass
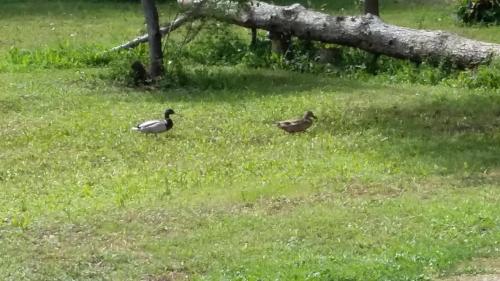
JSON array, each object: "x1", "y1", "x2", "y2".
[{"x1": 1, "y1": 0, "x2": 500, "y2": 280}]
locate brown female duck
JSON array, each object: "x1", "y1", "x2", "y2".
[{"x1": 277, "y1": 111, "x2": 317, "y2": 133}]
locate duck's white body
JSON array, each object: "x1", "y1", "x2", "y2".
[
  {"x1": 132, "y1": 119, "x2": 172, "y2": 133},
  {"x1": 132, "y1": 109, "x2": 175, "y2": 134}
]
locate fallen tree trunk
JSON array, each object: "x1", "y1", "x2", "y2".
[{"x1": 113, "y1": 0, "x2": 500, "y2": 67}]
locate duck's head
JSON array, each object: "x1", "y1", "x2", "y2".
[
  {"x1": 164, "y1": 108, "x2": 175, "y2": 118},
  {"x1": 304, "y1": 111, "x2": 317, "y2": 120}
]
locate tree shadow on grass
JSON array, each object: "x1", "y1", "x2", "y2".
[
  {"x1": 314, "y1": 91, "x2": 500, "y2": 182},
  {"x1": 118, "y1": 68, "x2": 500, "y2": 182},
  {"x1": 129, "y1": 68, "x2": 388, "y2": 104}
]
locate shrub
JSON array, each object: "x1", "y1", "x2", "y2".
[
  {"x1": 457, "y1": 0, "x2": 500, "y2": 25},
  {"x1": 2, "y1": 24, "x2": 499, "y2": 91},
  {"x1": 183, "y1": 21, "x2": 248, "y2": 66},
  {"x1": 457, "y1": 58, "x2": 500, "y2": 88}
]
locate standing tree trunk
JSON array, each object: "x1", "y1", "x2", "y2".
[
  {"x1": 142, "y1": 0, "x2": 164, "y2": 79},
  {"x1": 364, "y1": 0, "x2": 379, "y2": 16},
  {"x1": 363, "y1": 0, "x2": 380, "y2": 65},
  {"x1": 250, "y1": 27, "x2": 257, "y2": 47}
]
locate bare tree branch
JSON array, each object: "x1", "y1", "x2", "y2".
[{"x1": 110, "y1": 13, "x2": 192, "y2": 51}]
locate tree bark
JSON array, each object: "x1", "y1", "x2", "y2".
[
  {"x1": 198, "y1": 0, "x2": 500, "y2": 67},
  {"x1": 250, "y1": 27, "x2": 257, "y2": 47},
  {"x1": 114, "y1": 0, "x2": 500, "y2": 67},
  {"x1": 364, "y1": 0, "x2": 379, "y2": 16},
  {"x1": 142, "y1": 0, "x2": 164, "y2": 78}
]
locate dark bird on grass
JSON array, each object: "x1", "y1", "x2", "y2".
[
  {"x1": 132, "y1": 109, "x2": 175, "y2": 134},
  {"x1": 277, "y1": 111, "x2": 317, "y2": 133},
  {"x1": 131, "y1": 60, "x2": 150, "y2": 86}
]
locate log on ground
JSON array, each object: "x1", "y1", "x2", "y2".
[{"x1": 113, "y1": 0, "x2": 500, "y2": 67}]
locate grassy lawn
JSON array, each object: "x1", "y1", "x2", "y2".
[{"x1": 0, "y1": 0, "x2": 499, "y2": 280}]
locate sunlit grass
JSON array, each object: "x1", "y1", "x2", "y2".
[
  {"x1": 1, "y1": 67, "x2": 499, "y2": 279},
  {"x1": 0, "y1": 0, "x2": 499, "y2": 280}
]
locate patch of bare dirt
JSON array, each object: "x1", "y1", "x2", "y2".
[
  {"x1": 439, "y1": 258, "x2": 500, "y2": 281},
  {"x1": 440, "y1": 274, "x2": 500, "y2": 281}
]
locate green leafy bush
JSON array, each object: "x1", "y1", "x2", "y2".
[
  {"x1": 457, "y1": 0, "x2": 500, "y2": 25},
  {"x1": 2, "y1": 24, "x2": 499, "y2": 91},
  {"x1": 183, "y1": 22, "x2": 248, "y2": 66},
  {"x1": 166, "y1": 27, "x2": 500, "y2": 90},
  {"x1": 457, "y1": 58, "x2": 500, "y2": 88}
]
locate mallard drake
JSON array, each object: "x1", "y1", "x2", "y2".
[
  {"x1": 277, "y1": 111, "x2": 317, "y2": 133},
  {"x1": 132, "y1": 108, "x2": 175, "y2": 133}
]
